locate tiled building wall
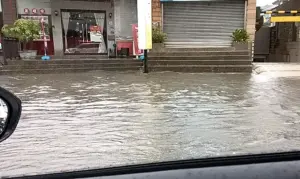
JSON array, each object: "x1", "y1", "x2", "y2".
[
  {"x1": 152, "y1": 0, "x2": 161, "y2": 27},
  {"x1": 246, "y1": 0, "x2": 256, "y2": 40},
  {"x1": 2, "y1": 0, "x2": 17, "y2": 25}
]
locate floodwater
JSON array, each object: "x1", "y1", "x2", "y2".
[{"x1": 0, "y1": 71, "x2": 300, "y2": 177}]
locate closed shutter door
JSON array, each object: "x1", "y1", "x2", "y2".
[
  {"x1": 115, "y1": 0, "x2": 137, "y2": 40},
  {"x1": 163, "y1": 0, "x2": 245, "y2": 47}
]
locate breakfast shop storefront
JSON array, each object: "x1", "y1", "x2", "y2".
[{"x1": 4, "y1": 0, "x2": 137, "y2": 57}]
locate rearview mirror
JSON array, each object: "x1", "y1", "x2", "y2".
[{"x1": 0, "y1": 87, "x2": 22, "y2": 143}]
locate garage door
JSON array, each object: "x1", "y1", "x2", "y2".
[{"x1": 163, "y1": 0, "x2": 245, "y2": 47}]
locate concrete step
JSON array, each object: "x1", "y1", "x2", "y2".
[
  {"x1": 0, "y1": 66, "x2": 142, "y2": 75},
  {"x1": 149, "y1": 65, "x2": 253, "y2": 73},
  {"x1": 149, "y1": 55, "x2": 250, "y2": 61},
  {"x1": 48, "y1": 55, "x2": 108, "y2": 59},
  {"x1": 149, "y1": 51, "x2": 249, "y2": 57},
  {"x1": 150, "y1": 47, "x2": 235, "y2": 52},
  {"x1": 6, "y1": 59, "x2": 141, "y2": 65},
  {"x1": 4, "y1": 62, "x2": 142, "y2": 70},
  {"x1": 149, "y1": 60, "x2": 251, "y2": 66}
]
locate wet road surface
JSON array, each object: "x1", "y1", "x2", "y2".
[{"x1": 1, "y1": 71, "x2": 300, "y2": 177}]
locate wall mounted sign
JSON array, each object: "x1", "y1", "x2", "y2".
[
  {"x1": 32, "y1": 8, "x2": 37, "y2": 14},
  {"x1": 39, "y1": 8, "x2": 45, "y2": 14},
  {"x1": 271, "y1": 16, "x2": 300, "y2": 22},
  {"x1": 24, "y1": 8, "x2": 30, "y2": 14}
]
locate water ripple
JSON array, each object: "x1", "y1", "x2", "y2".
[{"x1": 0, "y1": 71, "x2": 300, "y2": 177}]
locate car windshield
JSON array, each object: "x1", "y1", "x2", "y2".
[{"x1": 1, "y1": 0, "x2": 300, "y2": 177}]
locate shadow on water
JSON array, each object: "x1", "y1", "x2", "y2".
[{"x1": 0, "y1": 71, "x2": 300, "y2": 177}]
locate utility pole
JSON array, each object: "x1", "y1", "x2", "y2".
[
  {"x1": 143, "y1": 50, "x2": 148, "y2": 73},
  {"x1": 137, "y1": 0, "x2": 152, "y2": 73}
]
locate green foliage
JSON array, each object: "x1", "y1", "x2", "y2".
[
  {"x1": 1, "y1": 25, "x2": 18, "y2": 39},
  {"x1": 152, "y1": 27, "x2": 167, "y2": 43},
  {"x1": 2, "y1": 19, "x2": 41, "y2": 42},
  {"x1": 231, "y1": 29, "x2": 250, "y2": 43},
  {"x1": 13, "y1": 19, "x2": 41, "y2": 43}
]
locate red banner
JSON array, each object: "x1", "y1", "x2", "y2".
[{"x1": 132, "y1": 24, "x2": 143, "y2": 56}]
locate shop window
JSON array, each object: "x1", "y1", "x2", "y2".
[{"x1": 62, "y1": 10, "x2": 107, "y2": 54}]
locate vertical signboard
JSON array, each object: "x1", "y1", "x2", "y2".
[
  {"x1": 132, "y1": 24, "x2": 144, "y2": 56},
  {"x1": 137, "y1": 0, "x2": 152, "y2": 49}
]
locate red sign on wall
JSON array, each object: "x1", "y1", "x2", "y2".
[
  {"x1": 32, "y1": 8, "x2": 38, "y2": 14},
  {"x1": 24, "y1": 8, "x2": 30, "y2": 14},
  {"x1": 39, "y1": 9, "x2": 45, "y2": 14}
]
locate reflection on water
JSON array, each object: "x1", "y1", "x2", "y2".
[{"x1": 0, "y1": 71, "x2": 300, "y2": 177}]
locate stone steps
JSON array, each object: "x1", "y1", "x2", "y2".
[
  {"x1": 149, "y1": 55, "x2": 250, "y2": 61},
  {"x1": 0, "y1": 66, "x2": 142, "y2": 75},
  {"x1": 150, "y1": 47, "x2": 235, "y2": 52},
  {"x1": 149, "y1": 60, "x2": 251, "y2": 66},
  {"x1": 6, "y1": 59, "x2": 141, "y2": 65},
  {"x1": 1, "y1": 48, "x2": 252, "y2": 74},
  {"x1": 1, "y1": 59, "x2": 143, "y2": 75},
  {"x1": 148, "y1": 47, "x2": 251, "y2": 73},
  {"x1": 4, "y1": 62, "x2": 143, "y2": 70},
  {"x1": 149, "y1": 65, "x2": 253, "y2": 73},
  {"x1": 148, "y1": 51, "x2": 249, "y2": 57}
]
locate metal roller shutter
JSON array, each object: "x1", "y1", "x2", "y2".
[
  {"x1": 163, "y1": 0, "x2": 245, "y2": 47},
  {"x1": 114, "y1": 0, "x2": 137, "y2": 40}
]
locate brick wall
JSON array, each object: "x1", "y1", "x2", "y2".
[
  {"x1": 2, "y1": 0, "x2": 17, "y2": 25},
  {"x1": 152, "y1": 0, "x2": 162, "y2": 27},
  {"x1": 246, "y1": 0, "x2": 256, "y2": 40}
]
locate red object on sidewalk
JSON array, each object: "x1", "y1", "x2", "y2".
[{"x1": 116, "y1": 40, "x2": 133, "y2": 56}]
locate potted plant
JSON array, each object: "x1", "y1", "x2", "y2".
[
  {"x1": 13, "y1": 19, "x2": 41, "y2": 59},
  {"x1": 231, "y1": 29, "x2": 250, "y2": 50},
  {"x1": 152, "y1": 27, "x2": 167, "y2": 51}
]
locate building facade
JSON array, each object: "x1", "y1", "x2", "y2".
[
  {"x1": 1, "y1": 0, "x2": 256, "y2": 57},
  {"x1": 1, "y1": 0, "x2": 138, "y2": 56},
  {"x1": 152, "y1": 0, "x2": 256, "y2": 48},
  {"x1": 267, "y1": 0, "x2": 300, "y2": 62}
]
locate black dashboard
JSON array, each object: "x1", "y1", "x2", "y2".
[{"x1": 7, "y1": 152, "x2": 300, "y2": 179}]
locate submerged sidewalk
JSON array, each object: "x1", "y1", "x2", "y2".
[{"x1": 253, "y1": 63, "x2": 300, "y2": 77}]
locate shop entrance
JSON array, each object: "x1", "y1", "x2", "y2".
[{"x1": 61, "y1": 9, "x2": 107, "y2": 55}]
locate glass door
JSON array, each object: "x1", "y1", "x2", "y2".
[{"x1": 61, "y1": 10, "x2": 107, "y2": 55}]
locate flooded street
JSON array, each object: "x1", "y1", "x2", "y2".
[{"x1": 1, "y1": 71, "x2": 300, "y2": 177}]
